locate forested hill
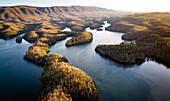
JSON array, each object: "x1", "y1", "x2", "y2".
[{"x1": 0, "y1": 5, "x2": 130, "y2": 22}]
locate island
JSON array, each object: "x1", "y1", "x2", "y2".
[
  {"x1": 65, "y1": 31, "x2": 93, "y2": 47},
  {"x1": 16, "y1": 36, "x2": 22, "y2": 43},
  {"x1": 0, "y1": 5, "x2": 170, "y2": 100}
]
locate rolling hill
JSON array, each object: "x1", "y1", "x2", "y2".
[
  {"x1": 0, "y1": 5, "x2": 131, "y2": 39},
  {"x1": 106, "y1": 12, "x2": 170, "y2": 40},
  {"x1": 0, "y1": 5, "x2": 129, "y2": 22}
]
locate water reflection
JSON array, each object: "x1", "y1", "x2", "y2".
[
  {"x1": 0, "y1": 37, "x2": 43, "y2": 101},
  {"x1": 0, "y1": 21, "x2": 170, "y2": 101},
  {"x1": 49, "y1": 21, "x2": 170, "y2": 101}
]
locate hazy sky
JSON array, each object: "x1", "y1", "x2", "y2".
[{"x1": 0, "y1": 0, "x2": 169, "y2": 12}]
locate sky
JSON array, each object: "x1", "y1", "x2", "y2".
[{"x1": 0, "y1": 0, "x2": 169, "y2": 12}]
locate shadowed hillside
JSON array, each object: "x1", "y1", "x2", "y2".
[
  {"x1": 0, "y1": 5, "x2": 129, "y2": 22},
  {"x1": 0, "y1": 5, "x2": 132, "y2": 39}
]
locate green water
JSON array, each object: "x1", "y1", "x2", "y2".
[{"x1": 0, "y1": 21, "x2": 170, "y2": 101}]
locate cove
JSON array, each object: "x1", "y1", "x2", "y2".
[
  {"x1": 49, "y1": 21, "x2": 170, "y2": 101},
  {"x1": 0, "y1": 36, "x2": 43, "y2": 101},
  {"x1": 0, "y1": 21, "x2": 170, "y2": 101}
]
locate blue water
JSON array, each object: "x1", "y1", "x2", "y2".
[
  {"x1": 0, "y1": 37, "x2": 43, "y2": 101},
  {"x1": 0, "y1": 21, "x2": 170, "y2": 101}
]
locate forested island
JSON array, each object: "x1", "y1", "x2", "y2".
[{"x1": 0, "y1": 5, "x2": 170, "y2": 101}]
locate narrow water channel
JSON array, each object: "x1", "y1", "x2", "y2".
[
  {"x1": 0, "y1": 21, "x2": 170, "y2": 101},
  {"x1": 49, "y1": 21, "x2": 170, "y2": 101}
]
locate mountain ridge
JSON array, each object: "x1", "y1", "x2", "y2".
[{"x1": 0, "y1": 5, "x2": 130, "y2": 22}]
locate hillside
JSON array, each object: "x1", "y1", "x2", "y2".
[
  {"x1": 0, "y1": 5, "x2": 128, "y2": 22},
  {"x1": 97, "y1": 12, "x2": 170, "y2": 67},
  {"x1": 106, "y1": 12, "x2": 170, "y2": 40},
  {"x1": 0, "y1": 5, "x2": 131, "y2": 39}
]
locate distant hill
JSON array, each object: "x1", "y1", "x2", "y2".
[
  {"x1": 0, "y1": 5, "x2": 133, "y2": 39},
  {"x1": 106, "y1": 12, "x2": 170, "y2": 40},
  {"x1": 97, "y1": 12, "x2": 170, "y2": 66},
  {"x1": 0, "y1": 5, "x2": 131, "y2": 22}
]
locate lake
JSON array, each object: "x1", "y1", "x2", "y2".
[
  {"x1": 0, "y1": 21, "x2": 170, "y2": 101},
  {"x1": 0, "y1": 36, "x2": 43, "y2": 100}
]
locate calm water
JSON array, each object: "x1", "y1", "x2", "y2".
[
  {"x1": 0, "y1": 36, "x2": 43, "y2": 101},
  {"x1": 0, "y1": 21, "x2": 170, "y2": 101}
]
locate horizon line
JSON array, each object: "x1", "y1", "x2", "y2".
[{"x1": 0, "y1": 4, "x2": 169, "y2": 13}]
